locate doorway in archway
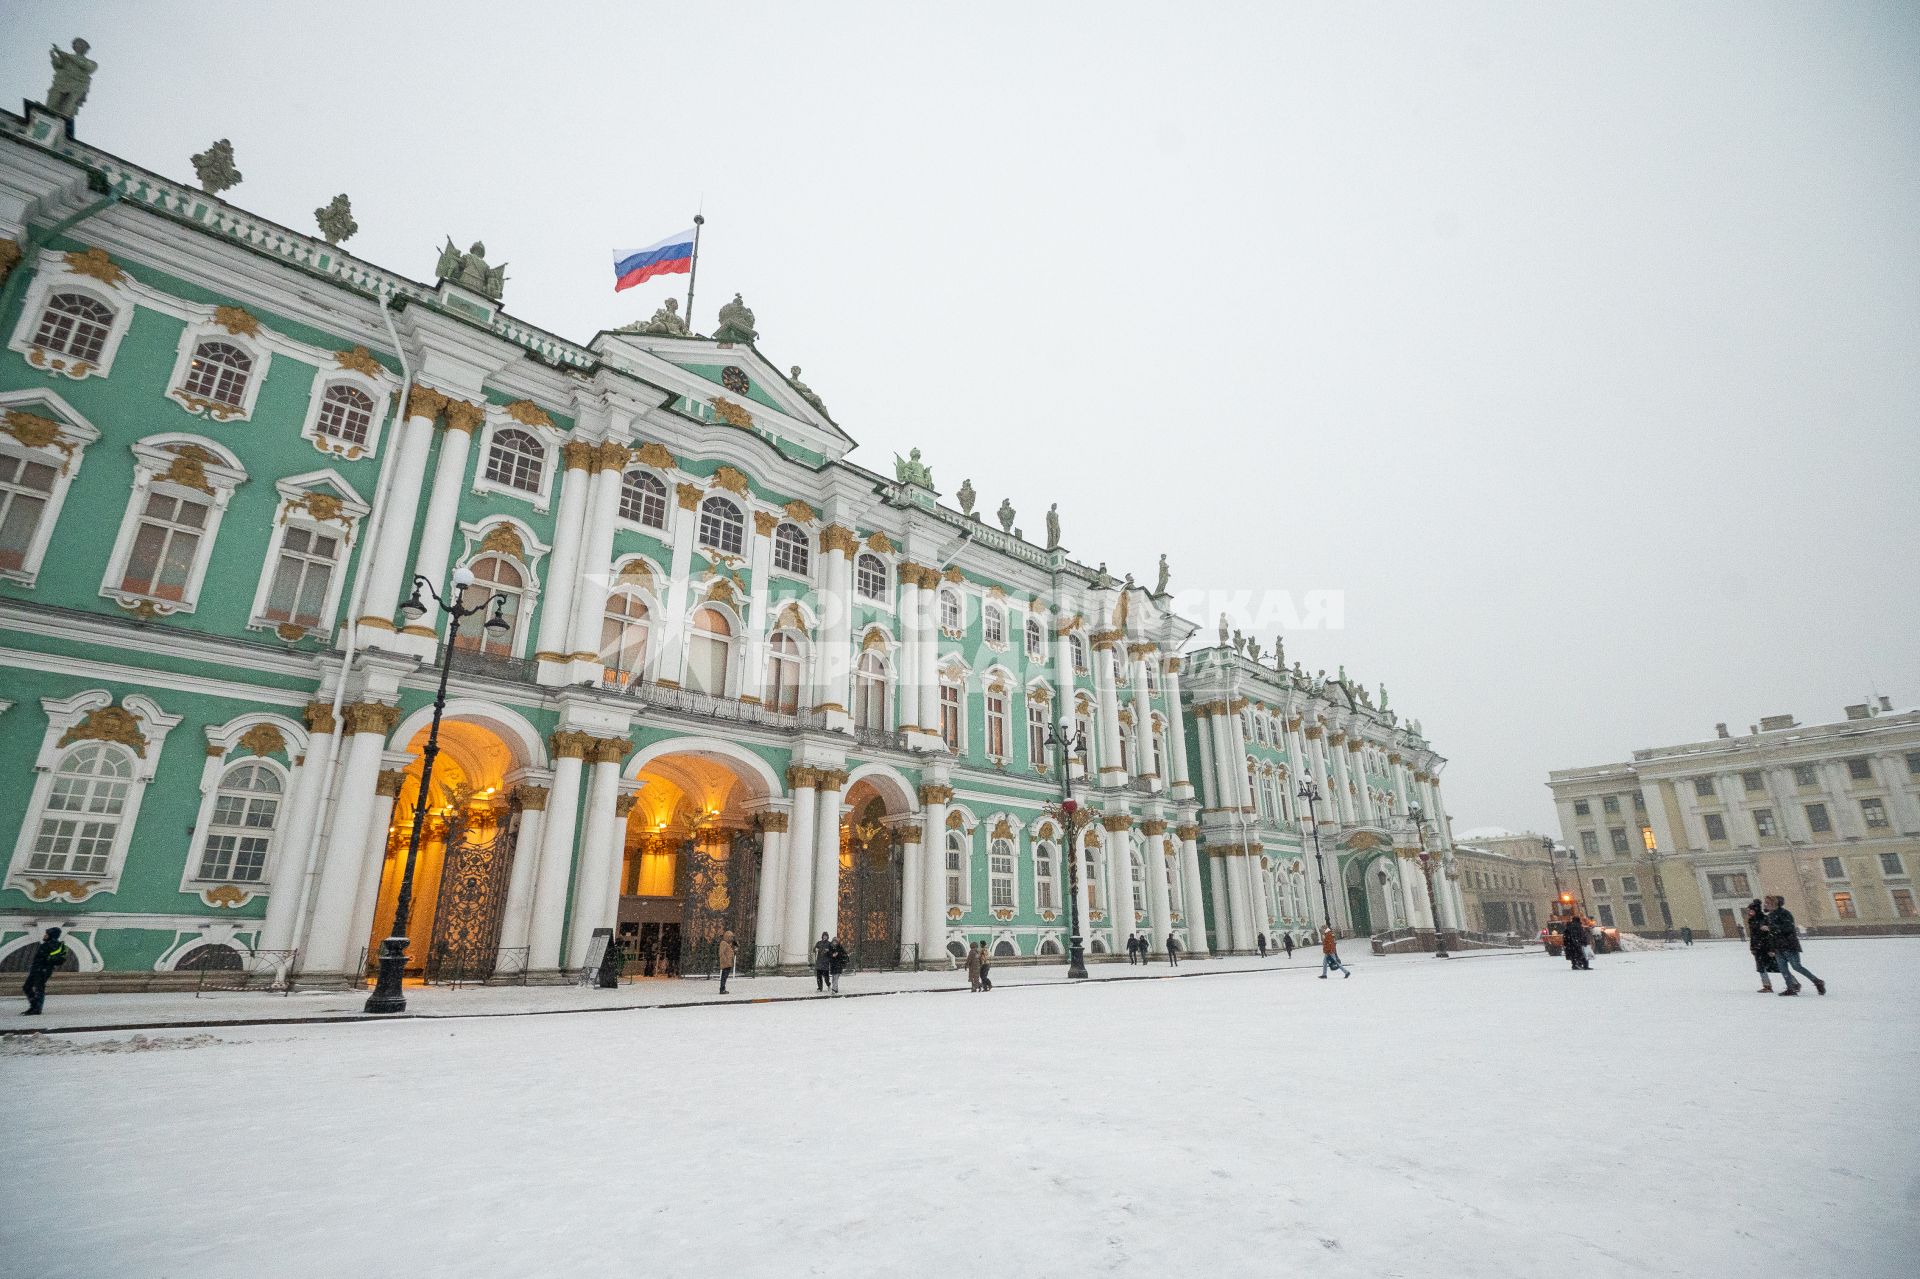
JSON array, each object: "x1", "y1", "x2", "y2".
[{"x1": 838, "y1": 790, "x2": 904, "y2": 968}]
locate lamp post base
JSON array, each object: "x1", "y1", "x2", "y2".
[
  {"x1": 364, "y1": 936, "x2": 410, "y2": 1013},
  {"x1": 1067, "y1": 935, "x2": 1088, "y2": 980}
]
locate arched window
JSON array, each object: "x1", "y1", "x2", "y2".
[
  {"x1": 698, "y1": 495, "x2": 743, "y2": 555},
  {"x1": 1038, "y1": 936, "x2": 1062, "y2": 956},
  {"x1": 600, "y1": 591, "x2": 649, "y2": 682},
  {"x1": 314, "y1": 384, "x2": 376, "y2": 449},
  {"x1": 175, "y1": 944, "x2": 243, "y2": 971},
  {"x1": 1069, "y1": 632, "x2": 1088, "y2": 673},
  {"x1": 765, "y1": 631, "x2": 802, "y2": 715},
  {"x1": 946, "y1": 830, "x2": 966, "y2": 906},
  {"x1": 453, "y1": 555, "x2": 523, "y2": 656},
  {"x1": 33, "y1": 292, "x2": 114, "y2": 362},
  {"x1": 1146, "y1": 662, "x2": 1161, "y2": 696},
  {"x1": 1074, "y1": 701, "x2": 1095, "y2": 774},
  {"x1": 182, "y1": 340, "x2": 253, "y2": 407},
  {"x1": 853, "y1": 650, "x2": 889, "y2": 730},
  {"x1": 983, "y1": 603, "x2": 1006, "y2": 647},
  {"x1": 855, "y1": 552, "x2": 887, "y2": 601},
  {"x1": 1025, "y1": 616, "x2": 1045, "y2": 662},
  {"x1": 484, "y1": 427, "x2": 545, "y2": 494},
  {"x1": 619, "y1": 471, "x2": 667, "y2": 528},
  {"x1": 1082, "y1": 842, "x2": 1103, "y2": 913},
  {"x1": 26, "y1": 743, "x2": 131, "y2": 877},
  {"x1": 990, "y1": 837, "x2": 1016, "y2": 909},
  {"x1": 772, "y1": 523, "x2": 810, "y2": 575},
  {"x1": 1118, "y1": 717, "x2": 1136, "y2": 772},
  {"x1": 985, "y1": 688, "x2": 1009, "y2": 761},
  {"x1": 1027, "y1": 698, "x2": 1049, "y2": 768},
  {"x1": 1035, "y1": 840, "x2": 1057, "y2": 911},
  {"x1": 939, "y1": 681, "x2": 962, "y2": 749},
  {"x1": 197, "y1": 760, "x2": 281, "y2": 883},
  {"x1": 939, "y1": 588, "x2": 961, "y2": 632},
  {"x1": 993, "y1": 939, "x2": 1017, "y2": 958},
  {"x1": 686, "y1": 607, "x2": 733, "y2": 696},
  {"x1": 1151, "y1": 725, "x2": 1166, "y2": 780}
]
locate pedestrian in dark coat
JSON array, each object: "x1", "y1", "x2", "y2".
[
  {"x1": 1681, "y1": 926, "x2": 1694, "y2": 947},
  {"x1": 19, "y1": 926, "x2": 67, "y2": 1015},
  {"x1": 966, "y1": 941, "x2": 984, "y2": 992},
  {"x1": 1766, "y1": 896, "x2": 1825, "y2": 995},
  {"x1": 1257, "y1": 933, "x2": 1268, "y2": 958},
  {"x1": 980, "y1": 944, "x2": 994, "y2": 991},
  {"x1": 716, "y1": 930, "x2": 736, "y2": 995},
  {"x1": 828, "y1": 937, "x2": 849, "y2": 994},
  {"x1": 1562, "y1": 915, "x2": 1591, "y2": 970},
  {"x1": 1283, "y1": 932, "x2": 1294, "y2": 958},
  {"x1": 1744, "y1": 899, "x2": 1776, "y2": 993},
  {"x1": 813, "y1": 931, "x2": 833, "y2": 993},
  {"x1": 1166, "y1": 933, "x2": 1180, "y2": 967}
]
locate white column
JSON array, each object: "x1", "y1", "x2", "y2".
[
  {"x1": 651, "y1": 481, "x2": 702, "y2": 683},
  {"x1": 355, "y1": 391, "x2": 442, "y2": 638},
  {"x1": 566, "y1": 453, "x2": 626, "y2": 664},
  {"x1": 1163, "y1": 659, "x2": 1193, "y2": 796},
  {"x1": 261, "y1": 709, "x2": 337, "y2": 953},
  {"x1": 1208, "y1": 709, "x2": 1239, "y2": 811},
  {"x1": 527, "y1": 737, "x2": 586, "y2": 969},
  {"x1": 1208, "y1": 850, "x2": 1232, "y2": 952},
  {"x1": 535, "y1": 444, "x2": 595, "y2": 663},
  {"x1": 495, "y1": 780, "x2": 551, "y2": 954},
  {"x1": 1194, "y1": 706, "x2": 1217, "y2": 808},
  {"x1": 900, "y1": 826, "x2": 923, "y2": 955},
  {"x1": 917, "y1": 573, "x2": 942, "y2": 739},
  {"x1": 896, "y1": 571, "x2": 922, "y2": 729},
  {"x1": 1249, "y1": 849, "x2": 1273, "y2": 942},
  {"x1": 1052, "y1": 627, "x2": 1080, "y2": 776},
  {"x1": 1073, "y1": 834, "x2": 1094, "y2": 951},
  {"x1": 565, "y1": 740, "x2": 625, "y2": 967},
  {"x1": 781, "y1": 771, "x2": 819, "y2": 964},
  {"x1": 298, "y1": 706, "x2": 394, "y2": 974},
  {"x1": 920, "y1": 784, "x2": 951, "y2": 961},
  {"x1": 1094, "y1": 640, "x2": 1127, "y2": 786},
  {"x1": 1350, "y1": 744, "x2": 1376, "y2": 823},
  {"x1": 812, "y1": 770, "x2": 847, "y2": 939},
  {"x1": 816, "y1": 529, "x2": 855, "y2": 718},
  {"x1": 1128, "y1": 647, "x2": 1154, "y2": 780},
  {"x1": 741, "y1": 514, "x2": 777, "y2": 703},
  {"x1": 1178, "y1": 828, "x2": 1210, "y2": 955},
  {"x1": 344, "y1": 773, "x2": 404, "y2": 970},
  {"x1": 755, "y1": 812, "x2": 789, "y2": 955},
  {"x1": 1144, "y1": 821, "x2": 1173, "y2": 948},
  {"x1": 406, "y1": 399, "x2": 481, "y2": 613},
  {"x1": 1106, "y1": 820, "x2": 1134, "y2": 950}
]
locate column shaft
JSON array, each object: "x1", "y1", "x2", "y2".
[
  {"x1": 782, "y1": 780, "x2": 820, "y2": 964},
  {"x1": 527, "y1": 748, "x2": 585, "y2": 969}
]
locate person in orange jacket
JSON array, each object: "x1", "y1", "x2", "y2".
[{"x1": 1319, "y1": 926, "x2": 1352, "y2": 979}]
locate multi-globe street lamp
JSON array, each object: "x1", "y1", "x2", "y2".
[
  {"x1": 1407, "y1": 802, "x2": 1449, "y2": 959},
  {"x1": 1043, "y1": 718, "x2": 1090, "y2": 979},
  {"x1": 1296, "y1": 776, "x2": 1335, "y2": 933},
  {"x1": 365, "y1": 566, "x2": 509, "y2": 1014}
]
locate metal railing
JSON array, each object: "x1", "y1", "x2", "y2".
[
  {"x1": 620, "y1": 677, "x2": 828, "y2": 731},
  {"x1": 194, "y1": 948, "x2": 297, "y2": 996},
  {"x1": 853, "y1": 725, "x2": 913, "y2": 754},
  {"x1": 447, "y1": 645, "x2": 539, "y2": 684}
]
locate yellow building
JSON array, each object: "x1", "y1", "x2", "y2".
[{"x1": 1451, "y1": 828, "x2": 1562, "y2": 938}]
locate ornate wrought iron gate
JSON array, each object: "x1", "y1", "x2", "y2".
[
  {"x1": 838, "y1": 816, "x2": 903, "y2": 969},
  {"x1": 424, "y1": 808, "x2": 519, "y2": 983},
  {"x1": 676, "y1": 828, "x2": 763, "y2": 975}
]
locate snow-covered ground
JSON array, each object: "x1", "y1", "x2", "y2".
[{"x1": 4, "y1": 940, "x2": 1916, "y2": 1278}]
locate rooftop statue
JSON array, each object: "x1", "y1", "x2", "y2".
[
  {"x1": 1154, "y1": 554, "x2": 1169, "y2": 596},
  {"x1": 894, "y1": 447, "x2": 935, "y2": 490},
  {"x1": 713, "y1": 292, "x2": 758, "y2": 343},
  {"x1": 1093, "y1": 562, "x2": 1112, "y2": 589},
  {"x1": 1275, "y1": 635, "x2": 1286, "y2": 670},
  {"x1": 315, "y1": 194, "x2": 357, "y2": 245},
  {"x1": 621, "y1": 296, "x2": 690, "y2": 336},
  {"x1": 1378, "y1": 683, "x2": 1390, "y2": 711},
  {"x1": 1218, "y1": 612, "x2": 1229, "y2": 646},
  {"x1": 1247, "y1": 639, "x2": 1263, "y2": 662},
  {"x1": 190, "y1": 139, "x2": 240, "y2": 195},
  {"x1": 1045, "y1": 503, "x2": 1060, "y2": 550},
  {"x1": 1232, "y1": 628, "x2": 1244, "y2": 653},
  {"x1": 46, "y1": 38, "x2": 96, "y2": 118},
  {"x1": 1293, "y1": 660, "x2": 1304, "y2": 682},
  {"x1": 956, "y1": 478, "x2": 977, "y2": 517},
  {"x1": 436, "y1": 239, "x2": 506, "y2": 300},
  {"x1": 996, "y1": 498, "x2": 1015, "y2": 532},
  {"x1": 789, "y1": 366, "x2": 829, "y2": 416}
]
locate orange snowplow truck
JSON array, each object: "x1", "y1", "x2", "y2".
[{"x1": 1541, "y1": 894, "x2": 1620, "y2": 956}]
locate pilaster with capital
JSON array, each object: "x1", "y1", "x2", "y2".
[
  {"x1": 1141, "y1": 819, "x2": 1173, "y2": 945},
  {"x1": 811, "y1": 768, "x2": 849, "y2": 939},
  {"x1": 1127, "y1": 645, "x2": 1156, "y2": 784},
  {"x1": 527, "y1": 730, "x2": 591, "y2": 968},
  {"x1": 407, "y1": 396, "x2": 486, "y2": 639},
  {"x1": 259, "y1": 712, "x2": 340, "y2": 951},
  {"x1": 754, "y1": 808, "x2": 791, "y2": 954},
  {"x1": 781, "y1": 766, "x2": 821, "y2": 964},
  {"x1": 566, "y1": 735, "x2": 632, "y2": 966},
  {"x1": 1162, "y1": 656, "x2": 1193, "y2": 797},
  {"x1": 1093, "y1": 636, "x2": 1127, "y2": 784},
  {"x1": 497, "y1": 776, "x2": 553, "y2": 952},
  {"x1": 1176, "y1": 824, "x2": 1210, "y2": 955},
  {"x1": 919, "y1": 782, "x2": 953, "y2": 957},
  {"x1": 814, "y1": 526, "x2": 857, "y2": 722}
]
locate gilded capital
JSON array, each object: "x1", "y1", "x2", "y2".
[
  {"x1": 676, "y1": 482, "x2": 704, "y2": 510},
  {"x1": 614, "y1": 792, "x2": 639, "y2": 817},
  {"x1": 758, "y1": 811, "x2": 791, "y2": 833},
  {"x1": 752, "y1": 509, "x2": 780, "y2": 537},
  {"x1": 1127, "y1": 642, "x2": 1158, "y2": 660},
  {"x1": 633, "y1": 440, "x2": 675, "y2": 469},
  {"x1": 1174, "y1": 823, "x2": 1200, "y2": 841},
  {"x1": 787, "y1": 763, "x2": 820, "y2": 789},
  {"x1": 1139, "y1": 819, "x2": 1169, "y2": 835},
  {"x1": 1164, "y1": 655, "x2": 1183, "y2": 674},
  {"x1": 442, "y1": 399, "x2": 486, "y2": 434},
  {"x1": 588, "y1": 735, "x2": 633, "y2": 765},
  {"x1": 1100, "y1": 813, "x2": 1134, "y2": 831},
  {"x1": 1304, "y1": 725, "x2": 1324, "y2": 740},
  {"x1": 898, "y1": 827, "x2": 923, "y2": 844},
  {"x1": 918, "y1": 783, "x2": 955, "y2": 805},
  {"x1": 1089, "y1": 629, "x2": 1123, "y2": 651},
  {"x1": 595, "y1": 440, "x2": 631, "y2": 472},
  {"x1": 513, "y1": 783, "x2": 550, "y2": 811},
  {"x1": 561, "y1": 440, "x2": 595, "y2": 471},
  {"x1": 817, "y1": 769, "x2": 849, "y2": 792},
  {"x1": 404, "y1": 384, "x2": 448, "y2": 423},
  {"x1": 303, "y1": 700, "x2": 338, "y2": 735},
  {"x1": 818, "y1": 524, "x2": 858, "y2": 556},
  {"x1": 550, "y1": 729, "x2": 595, "y2": 759},
  {"x1": 343, "y1": 701, "x2": 400, "y2": 737},
  {"x1": 374, "y1": 768, "x2": 408, "y2": 797}
]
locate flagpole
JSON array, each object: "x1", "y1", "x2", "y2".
[{"x1": 684, "y1": 213, "x2": 704, "y2": 331}]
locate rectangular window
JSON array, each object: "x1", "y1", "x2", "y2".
[
  {"x1": 990, "y1": 844, "x2": 1015, "y2": 909},
  {"x1": 1597, "y1": 904, "x2": 1616, "y2": 927},
  {"x1": 1822, "y1": 855, "x2": 1845, "y2": 879},
  {"x1": 1627, "y1": 901, "x2": 1647, "y2": 927},
  {"x1": 1027, "y1": 701, "x2": 1049, "y2": 770},
  {"x1": 1893, "y1": 888, "x2": 1916, "y2": 918},
  {"x1": 1753, "y1": 808, "x2": 1776, "y2": 837},
  {"x1": 1581, "y1": 830, "x2": 1598, "y2": 855},
  {"x1": 985, "y1": 691, "x2": 1009, "y2": 762},
  {"x1": 1590, "y1": 877, "x2": 1607, "y2": 896},
  {"x1": 946, "y1": 840, "x2": 962, "y2": 907},
  {"x1": 1879, "y1": 852, "x2": 1905, "y2": 877},
  {"x1": 1860, "y1": 799, "x2": 1888, "y2": 829},
  {"x1": 0, "y1": 452, "x2": 58, "y2": 571},
  {"x1": 1846, "y1": 757, "x2": 1872, "y2": 781},
  {"x1": 1742, "y1": 771, "x2": 1764, "y2": 792},
  {"x1": 1832, "y1": 891, "x2": 1856, "y2": 919},
  {"x1": 1692, "y1": 777, "x2": 1715, "y2": 798},
  {"x1": 261, "y1": 525, "x2": 340, "y2": 628},
  {"x1": 1609, "y1": 827, "x2": 1630, "y2": 853},
  {"x1": 120, "y1": 492, "x2": 209, "y2": 601},
  {"x1": 1703, "y1": 813, "x2": 1727, "y2": 842},
  {"x1": 1793, "y1": 764, "x2": 1817, "y2": 787},
  {"x1": 1908, "y1": 752, "x2": 1920, "y2": 776},
  {"x1": 1602, "y1": 795, "x2": 1619, "y2": 814},
  {"x1": 1621, "y1": 875, "x2": 1640, "y2": 894},
  {"x1": 1806, "y1": 803, "x2": 1831, "y2": 834},
  {"x1": 939, "y1": 684, "x2": 961, "y2": 751},
  {"x1": 1572, "y1": 800, "x2": 1590, "y2": 817},
  {"x1": 1035, "y1": 845, "x2": 1055, "y2": 911},
  {"x1": 1707, "y1": 872, "x2": 1752, "y2": 898}
]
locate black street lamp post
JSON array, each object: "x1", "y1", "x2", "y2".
[
  {"x1": 1541, "y1": 834, "x2": 1565, "y2": 902},
  {"x1": 1408, "y1": 802, "x2": 1450, "y2": 959},
  {"x1": 1044, "y1": 718, "x2": 1090, "y2": 979},
  {"x1": 1296, "y1": 777, "x2": 1335, "y2": 933},
  {"x1": 365, "y1": 566, "x2": 509, "y2": 1014}
]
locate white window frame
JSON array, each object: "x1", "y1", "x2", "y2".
[
  {"x1": 854, "y1": 551, "x2": 892, "y2": 607},
  {"x1": 165, "y1": 321, "x2": 271, "y2": 422},
  {"x1": 598, "y1": 586, "x2": 656, "y2": 688},
  {"x1": 939, "y1": 678, "x2": 965, "y2": 752},
  {"x1": 8, "y1": 267, "x2": 135, "y2": 380},
  {"x1": 1034, "y1": 837, "x2": 1058, "y2": 913},
  {"x1": 938, "y1": 587, "x2": 963, "y2": 636},
  {"x1": 770, "y1": 521, "x2": 812, "y2": 579},
  {"x1": 246, "y1": 471, "x2": 370, "y2": 639},
  {"x1": 178, "y1": 713, "x2": 307, "y2": 905},
  {"x1": 989, "y1": 835, "x2": 1018, "y2": 912},
  {"x1": 853, "y1": 648, "x2": 892, "y2": 730},
  {"x1": 763, "y1": 629, "x2": 806, "y2": 714},
  {"x1": 472, "y1": 418, "x2": 558, "y2": 512},
  {"x1": 983, "y1": 602, "x2": 1008, "y2": 650},
  {"x1": 984, "y1": 685, "x2": 1011, "y2": 763},
  {"x1": 99, "y1": 435, "x2": 247, "y2": 617},
  {"x1": 616, "y1": 468, "x2": 672, "y2": 533},
  {"x1": 946, "y1": 827, "x2": 973, "y2": 909},
  {"x1": 0, "y1": 390, "x2": 100, "y2": 587},
  {"x1": 683, "y1": 602, "x2": 740, "y2": 697},
  {"x1": 7, "y1": 690, "x2": 181, "y2": 902},
  {"x1": 1026, "y1": 694, "x2": 1050, "y2": 771},
  {"x1": 299, "y1": 366, "x2": 394, "y2": 461},
  {"x1": 1024, "y1": 615, "x2": 1045, "y2": 663}
]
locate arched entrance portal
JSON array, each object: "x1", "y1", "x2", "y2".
[
  {"x1": 621, "y1": 746, "x2": 773, "y2": 977},
  {"x1": 1343, "y1": 854, "x2": 1400, "y2": 937},
  {"x1": 368, "y1": 719, "x2": 525, "y2": 981},
  {"x1": 838, "y1": 774, "x2": 914, "y2": 968}
]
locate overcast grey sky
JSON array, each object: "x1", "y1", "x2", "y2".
[{"x1": 4, "y1": 0, "x2": 1915, "y2": 833}]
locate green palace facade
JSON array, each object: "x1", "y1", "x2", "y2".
[{"x1": 0, "y1": 98, "x2": 1460, "y2": 986}]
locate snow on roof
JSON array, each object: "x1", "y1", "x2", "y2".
[{"x1": 1454, "y1": 826, "x2": 1523, "y2": 841}]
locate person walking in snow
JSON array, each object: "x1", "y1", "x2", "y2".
[
  {"x1": 1257, "y1": 933, "x2": 1268, "y2": 959},
  {"x1": 1166, "y1": 933, "x2": 1180, "y2": 967},
  {"x1": 1319, "y1": 927, "x2": 1351, "y2": 979},
  {"x1": 813, "y1": 931, "x2": 833, "y2": 993},
  {"x1": 19, "y1": 926, "x2": 67, "y2": 1015},
  {"x1": 828, "y1": 937, "x2": 849, "y2": 994},
  {"x1": 1744, "y1": 899, "x2": 1777, "y2": 993},
  {"x1": 1681, "y1": 926, "x2": 1694, "y2": 947},
  {"x1": 1283, "y1": 932, "x2": 1295, "y2": 958},
  {"x1": 967, "y1": 941, "x2": 984, "y2": 991},
  {"x1": 1766, "y1": 896, "x2": 1825, "y2": 996},
  {"x1": 1562, "y1": 913, "x2": 1591, "y2": 971},
  {"x1": 716, "y1": 929, "x2": 736, "y2": 995},
  {"x1": 979, "y1": 944, "x2": 994, "y2": 991}
]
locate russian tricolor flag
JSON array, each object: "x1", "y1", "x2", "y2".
[{"x1": 613, "y1": 229, "x2": 697, "y2": 292}]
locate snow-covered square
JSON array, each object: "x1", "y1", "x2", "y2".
[{"x1": 4, "y1": 941, "x2": 1916, "y2": 1278}]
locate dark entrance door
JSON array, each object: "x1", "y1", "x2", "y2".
[
  {"x1": 839, "y1": 805, "x2": 903, "y2": 969},
  {"x1": 676, "y1": 828, "x2": 762, "y2": 976},
  {"x1": 425, "y1": 805, "x2": 519, "y2": 982}
]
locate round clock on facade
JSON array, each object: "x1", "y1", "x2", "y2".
[{"x1": 721, "y1": 365, "x2": 750, "y2": 395}]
